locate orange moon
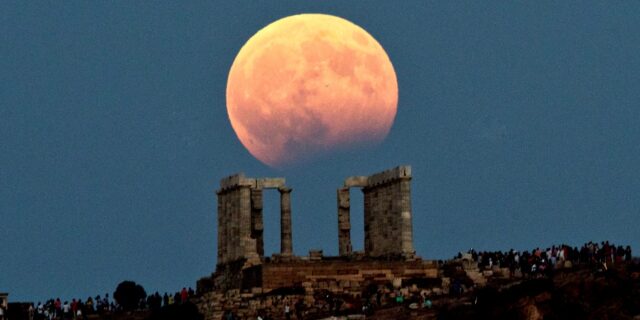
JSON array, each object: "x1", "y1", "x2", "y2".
[{"x1": 226, "y1": 14, "x2": 398, "y2": 167}]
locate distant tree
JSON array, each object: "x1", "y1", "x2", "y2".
[{"x1": 114, "y1": 280, "x2": 147, "y2": 311}]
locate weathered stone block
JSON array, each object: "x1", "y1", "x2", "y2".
[
  {"x1": 256, "y1": 178, "x2": 285, "y2": 189},
  {"x1": 344, "y1": 176, "x2": 369, "y2": 188}
]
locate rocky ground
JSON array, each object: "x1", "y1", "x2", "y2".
[
  {"x1": 10, "y1": 263, "x2": 637, "y2": 319},
  {"x1": 363, "y1": 263, "x2": 640, "y2": 320}
]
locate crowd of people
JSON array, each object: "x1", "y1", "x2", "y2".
[
  {"x1": 27, "y1": 287, "x2": 195, "y2": 320},
  {"x1": 145, "y1": 287, "x2": 195, "y2": 312},
  {"x1": 458, "y1": 241, "x2": 633, "y2": 277},
  {"x1": 12, "y1": 241, "x2": 634, "y2": 320}
]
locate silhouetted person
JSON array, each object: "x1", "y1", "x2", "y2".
[
  {"x1": 155, "y1": 292, "x2": 162, "y2": 310},
  {"x1": 71, "y1": 298, "x2": 77, "y2": 318},
  {"x1": 85, "y1": 297, "x2": 93, "y2": 314},
  {"x1": 163, "y1": 293, "x2": 169, "y2": 307},
  {"x1": 54, "y1": 298, "x2": 61, "y2": 318},
  {"x1": 181, "y1": 288, "x2": 188, "y2": 304},
  {"x1": 63, "y1": 301, "x2": 71, "y2": 319},
  {"x1": 36, "y1": 302, "x2": 43, "y2": 319},
  {"x1": 294, "y1": 299, "x2": 304, "y2": 320},
  {"x1": 28, "y1": 303, "x2": 35, "y2": 320},
  {"x1": 284, "y1": 301, "x2": 291, "y2": 320},
  {"x1": 103, "y1": 294, "x2": 110, "y2": 312}
]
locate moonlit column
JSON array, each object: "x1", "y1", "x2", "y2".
[{"x1": 279, "y1": 187, "x2": 293, "y2": 256}]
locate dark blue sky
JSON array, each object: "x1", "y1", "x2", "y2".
[{"x1": 2, "y1": 1, "x2": 639, "y2": 302}]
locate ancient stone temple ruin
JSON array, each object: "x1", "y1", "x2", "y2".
[
  {"x1": 215, "y1": 174, "x2": 292, "y2": 267},
  {"x1": 338, "y1": 166, "x2": 414, "y2": 258},
  {"x1": 197, "y1": 166, "x2": 438, "y2": 320}
]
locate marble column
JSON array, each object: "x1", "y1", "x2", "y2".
[
  {"x1": 337, "y1": 188, "x2": 352, "y2": 256},
  {"x1": 279, "y1": 187, "x2": 293, "y2": 256}
]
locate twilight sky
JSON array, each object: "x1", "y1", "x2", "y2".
[{"x1": 2, "y1": 1, "x2": 639, "y2": 302}]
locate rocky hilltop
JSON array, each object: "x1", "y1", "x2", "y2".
[{"x1": 368, "y1": 262, "x2": 640, "y2": 320}]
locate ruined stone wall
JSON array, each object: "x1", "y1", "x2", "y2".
[
  {"x1": 261, "y1": 259, "x2": 438, "y2": 293},
  {"x1": 217, "y1": 182, "x2": 258, "y2": 266},
  {"x1": 216, "y1": 174, "x2": 288, "y2": 267},
  {"x1": 216, "y1": 174, "x2": 262, "y2": 266},
  {"x1": 363, "y1": 166, "x2": 414, "y2": 258},
  {"x1": 197, "y1": 290, "x2": 305, "y2": 320},
  {"x1": 338, "y1": 166, "x2": 415, "y2": 259},
  {"x1": 199, "y1": 165, "x2": 434, "y2": 320},
  {"x1": 196, "y1": 258, "x2": 439, "y2": 320}
]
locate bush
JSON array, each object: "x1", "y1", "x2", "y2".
[{"x1": 114, "y1": 280, "x2": 147, "y2": 311}]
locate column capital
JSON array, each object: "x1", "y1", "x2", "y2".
[{"x1": 278, "y1": 186, "x2": 292, "y2": 193}]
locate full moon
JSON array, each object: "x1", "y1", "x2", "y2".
[{"x1": 226, "y1": 14, "x2": 398, "y2": 167}]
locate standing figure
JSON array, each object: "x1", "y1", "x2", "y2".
[{"x1": 284, "y1": 301, "x2": 291, "y2": 320}]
